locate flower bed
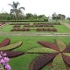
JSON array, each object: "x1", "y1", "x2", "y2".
[
  {"x1": 0, "y1": 51, "x2": 24, "y2": 58},
  {"x1": 0, "y1": 38, "x2": 10, "y2": 47},
  {"x1": 11, "y1": 28, "x2": 30, "y2": 31},
  {"x1": 30, "y1": 53, "x2": 58, "y2": 70},
  {"x1": 36, "y1": 28, "x2": 57, "y2": 32},
  {"x1": 27, "y1": 47, "x2": 57, "y2": 54},
  {"x1": 0, "y1": 41, "x2": 22, "y2": 50},
  {"x1": 37, "y1": 41, "x2": 59, "y2": 51}
]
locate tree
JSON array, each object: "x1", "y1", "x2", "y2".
[
  {"x1": 58, "y1": 14, "x2": 66, "y2": 20},
  {"x1": 52, "y1": 12, "x2": 57, "y2": 19},
  {"x1": 37, "y1": 15, "x2": 47, "y2": 20},
  {"x1": 25, "y1": 13, "x2": 34, "y2": 20},
  {"x1": 8, "y1": 1, "x2": 25, "y2": 20}
]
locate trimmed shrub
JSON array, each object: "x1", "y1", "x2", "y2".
[
  {"x1": 62, "y1": 54, "x2": 70, "y2": 65},
  {"x1": 38, "y1": 41, "x2": 59, "y2": 51},
  {"x1": 0, "y1": 38, "x2": 10, "y2": 47},
  {"x1": 27, "y1": 47, "x2": 57, "y2": 54},
  {"x1": 30, "y1": 53, "x2": 58, "y2": 70},
  {"x1": 55, "y1": 39, "x2": 66, "y2": 52},
  {"x1": 53, "y1": 54, "x2": 66, "y2": 70},
  {"x1": 0, "y1": 41, "x2": 22, "y2": 50},
  {"x1": 0, "y1": 51, "x2": 24, "y2": 58},
  {"x1": 62, "y1": 45, "x2": 70, "y2": 53}
]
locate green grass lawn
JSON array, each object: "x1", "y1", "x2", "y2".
[
  {"x1": 0, "y1": 36, "x2": 70, "y2": 70},
  {"x1": 0, "y1": 23, "x2": 70, "y2": 33}
]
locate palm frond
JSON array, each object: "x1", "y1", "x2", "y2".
[
  {"x1": 19, "y1": 7, "x2": 25, "y2": 10},
  {"x1": 10, "y1": 9, "x2": 15, "y2": 14}
]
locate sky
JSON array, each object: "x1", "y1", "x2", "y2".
[{"x1": 0, "y1": 0, "x2": 70, "y2": 17}]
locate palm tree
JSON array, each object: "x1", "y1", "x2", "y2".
[{"x1": 8, "y1": 1, "x2": 25, "y2": 20}]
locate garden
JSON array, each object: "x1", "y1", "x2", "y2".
[
  {"x1": 0, "y1": 1, "x2": 70, "y2": 70},
  {"x1": 0, "y1": 33, "x2": 70, "y2": 70},
  {"x1": 0, "y1": 22, "x2": 70, "y2": 33}
]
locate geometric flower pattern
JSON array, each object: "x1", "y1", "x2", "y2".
[
  {"x1": 0, "y1": 38, "x2": 24, "y2": 58},
  {"x1": 29, "y1": 39, "x2": 70, "y2": 70}
]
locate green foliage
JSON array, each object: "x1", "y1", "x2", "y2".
[
  {"x1": 55, "y1": 39, "x2": 66, "y2": 51},
  {"x1": 27, "y1": 47, "x2": 57, "y2": 53},
  {"x1": 63, "y1": 53, "x2": 70, "y2": 57},
  {"x1": 0, "y1": 36, "x2": 70, "y2": 70},
  {"x1": 53, "y1": 54, "x2": 66, "y2": 70},
  {"x1": 0, "y1": 41, "x2": 22, "y2": 50}
]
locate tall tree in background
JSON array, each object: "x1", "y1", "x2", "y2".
[{"x1": 8, "y1": 1, "x2": 25, "y2": 20}]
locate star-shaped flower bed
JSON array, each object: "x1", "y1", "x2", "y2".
[
  {"x1": 27, "y1": 39, "x2": 70, "y2": 70},
  {"x1": 0, "y1": 38, "x2": 24, "y2": 58}
]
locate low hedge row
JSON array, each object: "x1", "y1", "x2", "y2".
[
  {"x1": 11, "y1": 28, "x2": 30, "y2": 31},
  {"x1": 0, "y1": 41, "x2": 22, "y2": 50},
  {"x1": 55, "y1": 40, "x2": 66, "y2": 52},
  {"x1": 27, "y1": 47, "x2": 57, "y2": 54},
  {"x1": 37, "y1": 41, "x2": 59, "y2": 51},
  {"x1": 10, "y1": 23, "x2": 30, "y2": 25},
  {"x1": 62, "y1": 54, "x2": 70, "y2": 65},
  {"x1": 0, "y1": 38, "x2": 10, "y2": 47},
  {"x1": 0, "y1": 51, "x2": 24, "y2": 58},
  {"x1": 63, "y1": 45, "x2": 70, "y2": 53},
  {"x1": 13, "y1": 25, "x2": 21, "y2": 28},
  {"x1": 33, "y1": 22, "x2": 61, "y2": 25},
  {"x1": 0, "y1": 20, "x2": 48, "y2": 22},
  {"x1": 31, "y1": 53, "x2": 58, "y2": 70},
  {"x1": 36, "y1": 28, "x2": 57, "y2": 32},
  {"x1": 53, "y1": 54, "x2": 66, "y2": 70}
]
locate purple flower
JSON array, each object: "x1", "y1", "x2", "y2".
[
  {"x1": 4, "y1": 57, "x2": 9, "y2": 62},
  {"x1": 5, "y1": 64, "x2": 11, "y2": 70},
  {"x1": 0, "y1": 55, "x2": 2, "y2": 59},
  {"x1": 0, "y1": 59, "x2": 5, "y2": 64},
  {"x1": 0, "y1": 51, "x2": 11, "y2": 70},
  {"x1": 0, "y1": 51, "x2": 3, "y2": 54},
  {"x1": 3, "y1": 53, "x2": 7, "y2": 57}
]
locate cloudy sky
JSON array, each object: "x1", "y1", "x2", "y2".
[{"x1": 0, "y1": 0, "x2": 70, "y2": 17}]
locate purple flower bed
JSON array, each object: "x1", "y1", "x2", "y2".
[
  {"x1": 32, "y1": 53, "x2": 58, "y2": 70},
  {"x1": 36, "y1": 28, "x2": 57, "y2": 32},
  {"x1": 62, "y1": 45, "x2": 70, "y2": 53},
  {"x1": 0, "y1": 38, "x2": 10, "y2": 47},
  {"x1": 11, "y1": 28, "x2": 30, "y2": 31},
  {"x1": 0, "y1": 51, "x2": 24, "y2": 58},
  {"x1": 62, "y1": 54, "x2": 70, "y2": 65},
  {"x1": 38, "y1": 41, "x2": 59, "y2": 51}
]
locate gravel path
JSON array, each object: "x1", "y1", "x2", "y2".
[
  {"x1": 0, "y1": 32, "x2": 70, "y2": 36},
  {"x1": 63, "y1": 23, "x2": 70, "y2": 29}
]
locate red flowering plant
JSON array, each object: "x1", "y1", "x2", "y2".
[{"x1": 27, "y1": 39, "x2": 70, "y2": 70}]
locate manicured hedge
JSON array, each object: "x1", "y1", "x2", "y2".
[
  {"x1": 30, "y1": 53, "x2": 58, "y2": 70},
  {"x1": 55, "y1": 40, "x2": 66, "y2": 51},
  {"x1": 0, "y1": 41, "x2": 22, "y2": 50},
  {"x1": 63, "y1": 45, "x2": 70, "y2": 53},
  {"x1": 62, "y1": 54, "x2": 70, "y2": 65},
  {"x1": 11, "y1": 28, "x2": 30, "y2": 31},
  {"x1": 38, "y1": 41, "x2": 59, "y2": 51},
  {"x1": 0, "y1": 38, "x2": 10, "y2": 47},
  {"x1": 27, "y1": 47, "x2": 57, "y2": 54},
  {"x1": 0, "y1": 51, "x2": 24, "y2": 58},
  {"x1": 53, "y1": 54, "x2": 66, "y2": 70},
  {"x1": 0, "y1": 20, "x2": 48, "y2": 22},
  {"x1": 36, "y1": 28, "x2": 57, "y2": 32}
]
